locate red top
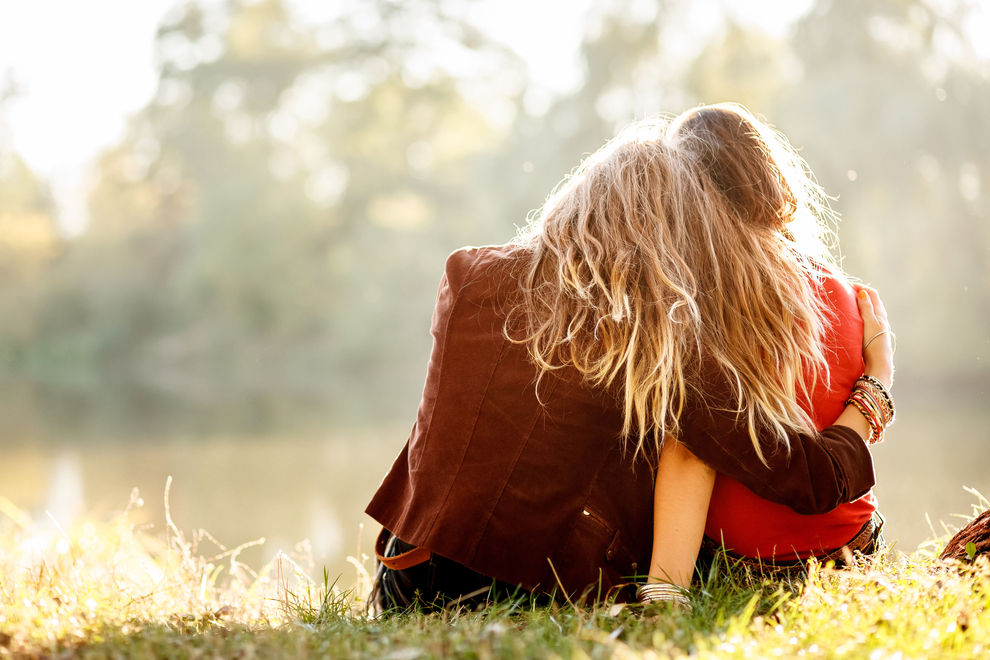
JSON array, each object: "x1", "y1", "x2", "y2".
[{"x1": 704, "y1": 269, "x2": 877, "y2": 560}]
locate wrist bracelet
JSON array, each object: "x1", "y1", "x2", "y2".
[
  {"x1": 637, "y1": 582, "x2": 691, "y2": 610},
  {"x1": 846, "y1": 394, "x2": 883, "y2": 444},
  {"x1": 857, "y1": 375, "x2": 895, "y2": 421}
]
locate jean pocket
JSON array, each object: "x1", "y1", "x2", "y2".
[{"x1": 548, "y1": 507, "x2": 640, "y2": 602}]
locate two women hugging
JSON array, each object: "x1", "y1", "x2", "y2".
[{"x1": 366, "y1": 102, "x2": 896, "y2": 611}]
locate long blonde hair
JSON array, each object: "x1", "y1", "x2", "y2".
[{"x1": 509, "y1": 103, "x2": 841, "y2": 462}]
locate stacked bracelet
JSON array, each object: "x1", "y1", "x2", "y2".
[
  {"x1": 846, "y1": 394, "x2": 882, "y2": 444},
  {"x1": 637, "y1": 582, "x2": 691, "y2": 610},
  {"x1": 858, "y1": 375, "x2": 895, "y2": 420},
  {"x1": 846, "y1": 376, "x2": 895, "y2": 445}
]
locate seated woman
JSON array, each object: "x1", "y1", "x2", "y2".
[
  {"x1": 645, "y1": 104, "x2": 894, "y2": 604},
  {"x1": 365, "y1": 109, "x2": 893, "y2": 611}
]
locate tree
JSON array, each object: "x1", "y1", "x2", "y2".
[
  {"x1": 42, "y1": 0, "x2": 526, "y2": 411},
  {"x1": 0, "y1": 83, "x2": 60, "y2": 347}
]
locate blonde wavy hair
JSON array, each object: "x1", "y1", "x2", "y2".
[{"x1": 509, "y1": 103, "x2": 842, "y2": 462}]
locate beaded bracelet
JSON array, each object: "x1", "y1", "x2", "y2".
[
  {"x1": 857, "y1": 375, "x2": 895, "y2": 422},
  {"x1": 859, "y1": 385, "x2": 892, "y2": 425},
  {"x1": 637, "y1": 582, "x2": 691, "y2": 610},
  {"x1": 846, "y1": 393, "x2": 883, "y2": 444},
  {"x1": 854, "y1": 386, "x2": 886, "y2": 422},
  {"x1": 847, "y1": 374, "x2": 895, "y2": 444}
]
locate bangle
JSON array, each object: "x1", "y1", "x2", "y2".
[
  {"x1": 853, "y1": 377, "x2": 895, "y2": 430},
  {"x1": 847, "y1": 374, "x2": 897, "y2": 445},
  {"x1": 852, "y1": 386, "x2": 885, "y2": 424},
  {"x1": 864, "y1": 329, "x2": 897, "y2": 353},
  {"x1": 857, "y1": 375, "x2": 895, "y2": 422},
  {"x1": 846, "y1": 394, "x2": 883, "y2": 444},
  {"x1": 637, "y1": 582, "x2": 692, "y2": 610}
]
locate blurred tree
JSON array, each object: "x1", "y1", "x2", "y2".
[
  {"x1": 39, "y1": 0, "x2": 525, "y2": 411},
  {"x1": 0, "y1": 154, "x2": 59, "y2": 281},
  {"x1": 0, "y1": 85, "x2": 60, "y2": 349},
  {"x1": 686, "y1": 21, "x2": 794, "y2": 114},
  {"x1": 599, "y1": 0, "x2": 990, "y2": 390},
  {"x1": 3, "y1": 0, "x2": 986, "y2": 417},
  {"x1": 777, "y1": 0, "x2": 990, "y2": 388}
]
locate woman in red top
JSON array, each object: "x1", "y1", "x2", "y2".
[
  {"x1": 645, "y1": 104, "x2": 894, "y2": 603},
  {"x1": 704, "y1": 266, "x2": 878, "y2": 562}
]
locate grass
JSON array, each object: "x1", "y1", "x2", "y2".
[{"x1": 1, "y1": 486, "x2": 988, "y2": 659}]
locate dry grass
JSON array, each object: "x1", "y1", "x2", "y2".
[
  {"x1": 0, "y1": 478, "x2": 370, "y2": 657},
  {"x1": 1, "y1": 485, "x2": 988, "y2": 659}
]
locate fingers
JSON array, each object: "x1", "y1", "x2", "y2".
[
  {"x1": 856, "y1": 287, "x2": 872, "y2": 309},
  {"x1": 857, "y1": 285, "x2": 895, "y2": 388},
  {"x1": 857, "y1": 286, "x2": 888, "y2": 331},
  {"x1": 857, "y1": 287, "x2": 879, "y2": 332},
  {"x1": 865, "y1": 287, "x2": 888, "y2": 325}
]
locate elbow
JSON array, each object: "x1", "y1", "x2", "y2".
[
  {"x1": 787, "y1": 479, "x2": 874, "y2": 516},
  {"x1": 788, "y1": 428, "x2": 877, "y2": 515}
]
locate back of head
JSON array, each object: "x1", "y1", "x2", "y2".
[
  {"x1": 510, "y1": 120, "x2": 704, "y2": 458},
  {"x1": 665, "y1": 103, "x2": 844, "y2": 459},
  {"x1": 668, "y1": 102, "x2": 835, "y2": 260},
  {"x1": 511, "y1": 106, "x2": 841, "y2": 461}
]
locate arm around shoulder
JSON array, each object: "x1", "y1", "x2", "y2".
[{"x1": 676, "y1": 384, "x2": 876, "y2": 515}]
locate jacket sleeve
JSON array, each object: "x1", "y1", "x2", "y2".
[{"x1": 675, "y1": 365, "x2": 875, "y2": 515}]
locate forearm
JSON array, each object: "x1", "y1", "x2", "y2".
[
  {"x1": 834, "y1": 404, "x2": 871, "y2": 442},
  {"x1": 649, "y1": 438, "x2": 716, "y2": 587}
]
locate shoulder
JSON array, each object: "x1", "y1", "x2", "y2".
[
  {"x1": 443, "y1": 243, "x2": 530, "y2": 291},
  {"x1": 810, "y1": 261, "x2": 860, "y2": 311},
  {"x1": 445, "y1": 243, "x2": 529, "y2": 271}
]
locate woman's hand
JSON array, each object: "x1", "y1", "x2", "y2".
[{"x1": 856, "y1": 286, "x2": 894, "y2": 389}]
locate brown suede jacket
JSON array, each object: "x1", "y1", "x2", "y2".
[{"x1": 366, "y1": 245, "x2": 874, "y2": 600}]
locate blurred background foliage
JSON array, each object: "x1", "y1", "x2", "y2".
[{"x1": 0, "y1": 0, "x2": 987, "y2": 424}]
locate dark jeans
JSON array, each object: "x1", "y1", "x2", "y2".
[{"x1": 373, "y1": 531, "x2": 525, "y2": 612}]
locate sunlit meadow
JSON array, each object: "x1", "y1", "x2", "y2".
[{"x1": 1, "y1": 486, "x2": 987, "y2": 658}]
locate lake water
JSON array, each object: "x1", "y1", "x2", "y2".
[{"x1": 1, "y1": 379, "x2": 987, "y2": 587}]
